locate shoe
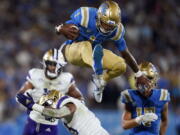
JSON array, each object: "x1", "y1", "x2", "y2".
[{"x1": 92, "y1": 74, "x2": 106, "y2": 103}]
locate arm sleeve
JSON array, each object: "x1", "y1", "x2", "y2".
[
  {"x1": 26, "y1": 69, "x2": 36, "y2": 85},
  {"x1": 160, "y1": 89, "x2": 170, "y2": 103},
  {"x1": 111, "y1": 24, "x2": 127, "y2": 51},
  {"x1": 32, "y1": 104, "x2": 71, "y2": 119},
  {"x1": 66, "y1": 73, "x2": 75, "y2": 91},
  {"x1": 115, "y1": 37, "x2": 127, "y2": 51},
  {"x1": 120, "y1": 90, "x2": 133, "y2": 104}
]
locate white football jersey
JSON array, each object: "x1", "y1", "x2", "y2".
[
  {"x1": 26, "y1": 68, "x2": 74, "y2": 125},
  {"x1": 57, "y1": 96, "x2": 109, "y2": 135}
]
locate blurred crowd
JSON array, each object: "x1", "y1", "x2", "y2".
[{"x1": 0, "y1": 0, "x2": 179, "y2": 133}]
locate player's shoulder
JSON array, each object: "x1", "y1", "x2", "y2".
[
  {"x1": 59, "y1": 72, "x2": 73, "y2": 79},
  {"x1": 28, "y1": 68, "x2": 44, "y2": 79},
  {"x1": 121, "y1": 89, "x2": 135, "y2": 103},
  {"x1": 75, "y1": 7, "x2": 97, "y2": 15},
  {"x1": 71, "y1": 7, "x2": 97, "y2": 28},
  {"x1": 58, "y1": 72, "x2": 74, "y2": 83},
  {"x1": 153, "y1": 88, "x2": 170, "y2": 102},
  {"x1": 111, "y1": 23, "x2": 125, "y2": 41},
  {"x1": 56, "y1": 95, "x2": 78, "y2": 109}
]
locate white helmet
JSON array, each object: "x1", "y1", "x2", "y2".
[{"x1": 42, "y1": 48, "x2": 67, "y2": 79}]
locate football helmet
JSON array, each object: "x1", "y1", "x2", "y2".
[
  {"x1": 139, "y1": 62, "x2": 159, "y2": 86},
  {"x1": 138, "y1": 62, "x2": 159, "y2": 96},
  {"x1": 39, "y1": 90, "x2": 63, "y2": 108},
  {"x1": 97, "y1": 1, "x2": 121, "y2": 33},
  {"x1": 43, "y1": 48, "x2": 67, "y2": 79}
]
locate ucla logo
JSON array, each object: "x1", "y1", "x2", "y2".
[{"x1": 90, "y1": 35, "x2": 96, "y2": 41}]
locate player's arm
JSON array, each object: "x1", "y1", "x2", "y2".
[
  {"x1": 16, "y1": 93, "x2": 76, "y2": 118},
  {"x1": 115, "y1": 37, "x2": 151, "y2": 90},
  {"x1": 55, "y1": 24, "x2": 79, "y2": 40},
  {"x1": 33, "y1": 103, "x2": 76, "y2": 119},
  {"x1": 67, "y1": 84, "x2": 84, "y2": 102},
  {"x1": 160, "y1": 103, "x2": 169, "y2": 135},
  {"x1": 121, "y1": 103, "x2": 158, "y2": 129},
  {"x1": 121, "y1": 103, "x2": 139, "y2": 129},
  {"x1": 55, "y1": 8, "x2": 82, "y2": 40},
  {"x1": 16, "y1": 81, "x2": 34, "y2": 94}
]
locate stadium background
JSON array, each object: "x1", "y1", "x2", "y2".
[{"x1": 0, "y1": 0, "x2": 179, "y2": 134}]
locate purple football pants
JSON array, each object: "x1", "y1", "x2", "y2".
[{"x1": 23, "y1": 117, "x2": 58, "y2": 135}]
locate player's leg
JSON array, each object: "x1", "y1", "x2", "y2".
[
  {"x1": 23, "y1": 117, "x2": 37, "y2": 135},
  {"x1": 92, "y1": 48, "x2": 126, "y2": 103},
  {"x1": 102, "y1": 49, "x2": 126, "y2": 81},
  {"x1": 92, "y1": 44, "x2": 106, "y2": 103},
  {"x1": 64, "y1": 41, "x2": 93, "y2": 67},
  {"x1": 38, "y1": 124, "x2": 58, "y2": 135}
]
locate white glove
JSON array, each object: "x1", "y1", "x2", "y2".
[{"x1": 135, "y1": 113, "x2": 158, "y2": 125}]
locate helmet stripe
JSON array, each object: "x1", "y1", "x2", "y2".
[{"x1": 54, "y1": 48, "x2": 57, "y2": 60}]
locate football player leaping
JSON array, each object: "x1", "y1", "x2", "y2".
[
  {"x1": 55, "y1": 1, "x2": 151, "y2": 103},
  {"x1": 16, "y1": 48, "x2": 84, "y2": 135},
  {"x1": 16, "y1": 90, "x2": 110, "y2": 135},
  {"x1": 121, "y1": 62, "x2": 170, "y2": 135}
]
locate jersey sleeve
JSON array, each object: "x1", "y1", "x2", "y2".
[
  {"x1": 26, "y1": 68, "x2": 37, "y2": 85},
  {"x1": 65, "y1": 7, "x2": 90, "y2": 28},
  {"x1": 111, "y1": 23, "x2": 127, "y2": 51},
  {"x1": 61, "y1": 73, "x2": 75, "y2": 93},
  {"x1": 120, "y1": 90, "x2": 133, "y2": 104},
  {"x1": 159, "y1": 89, "x2": 170, "y2": 103}
]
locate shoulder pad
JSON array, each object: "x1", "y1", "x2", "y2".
[
  {"x1": 121, "y1": 89, "x2": 133, "y2": 103},
  {"x1": 59, "y1": 72, "x2": 75, "y2": 84},
  {"x1": 159, "y1": 89, "x2": 170, "y2": 101},
  {"x1": 111, "y1": 23, "x2": 125, "y2": 41},
  {"x1": 26, "y1": 68, "x2": 42, "y2": 81}
]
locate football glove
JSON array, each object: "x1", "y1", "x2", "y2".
[
  {"x1": 135, "y1": 112, "x2": 158, "y2": 126},
  {"x1": 16, "y1": 93, "x2": 34, "y2": 110}
]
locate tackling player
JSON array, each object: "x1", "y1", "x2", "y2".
[
  {"x1": 55, "y1": 0, "x2": 151, "y2": 103},
  {"x1": 16, "y1": 48, "x2": 84, "y2": 135},
  {"x1": 121, "y1": 62, "x2": 170, "y2": 135},
  {"x1": 16, "y1": 90, "x2": 110, "y2": 135}
]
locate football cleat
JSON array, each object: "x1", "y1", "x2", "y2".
[{"x1": 92, "y1": 74, "x2": 106, "y2": 103}]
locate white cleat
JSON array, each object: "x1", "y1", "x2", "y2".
[{"x1": 92, "y1": 74, "x2": 106, "y2": 103}]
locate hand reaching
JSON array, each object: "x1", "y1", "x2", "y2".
[{"x1": 16, "y1": 93, "x2": 35, "y2": 110}]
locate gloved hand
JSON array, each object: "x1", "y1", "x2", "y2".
[
  {"x1": 16, "y1": 93, "x2": 35, "y2": 110},
  {"x1": 135, "y1": 113, "x2": 158, "y2": 126}
]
